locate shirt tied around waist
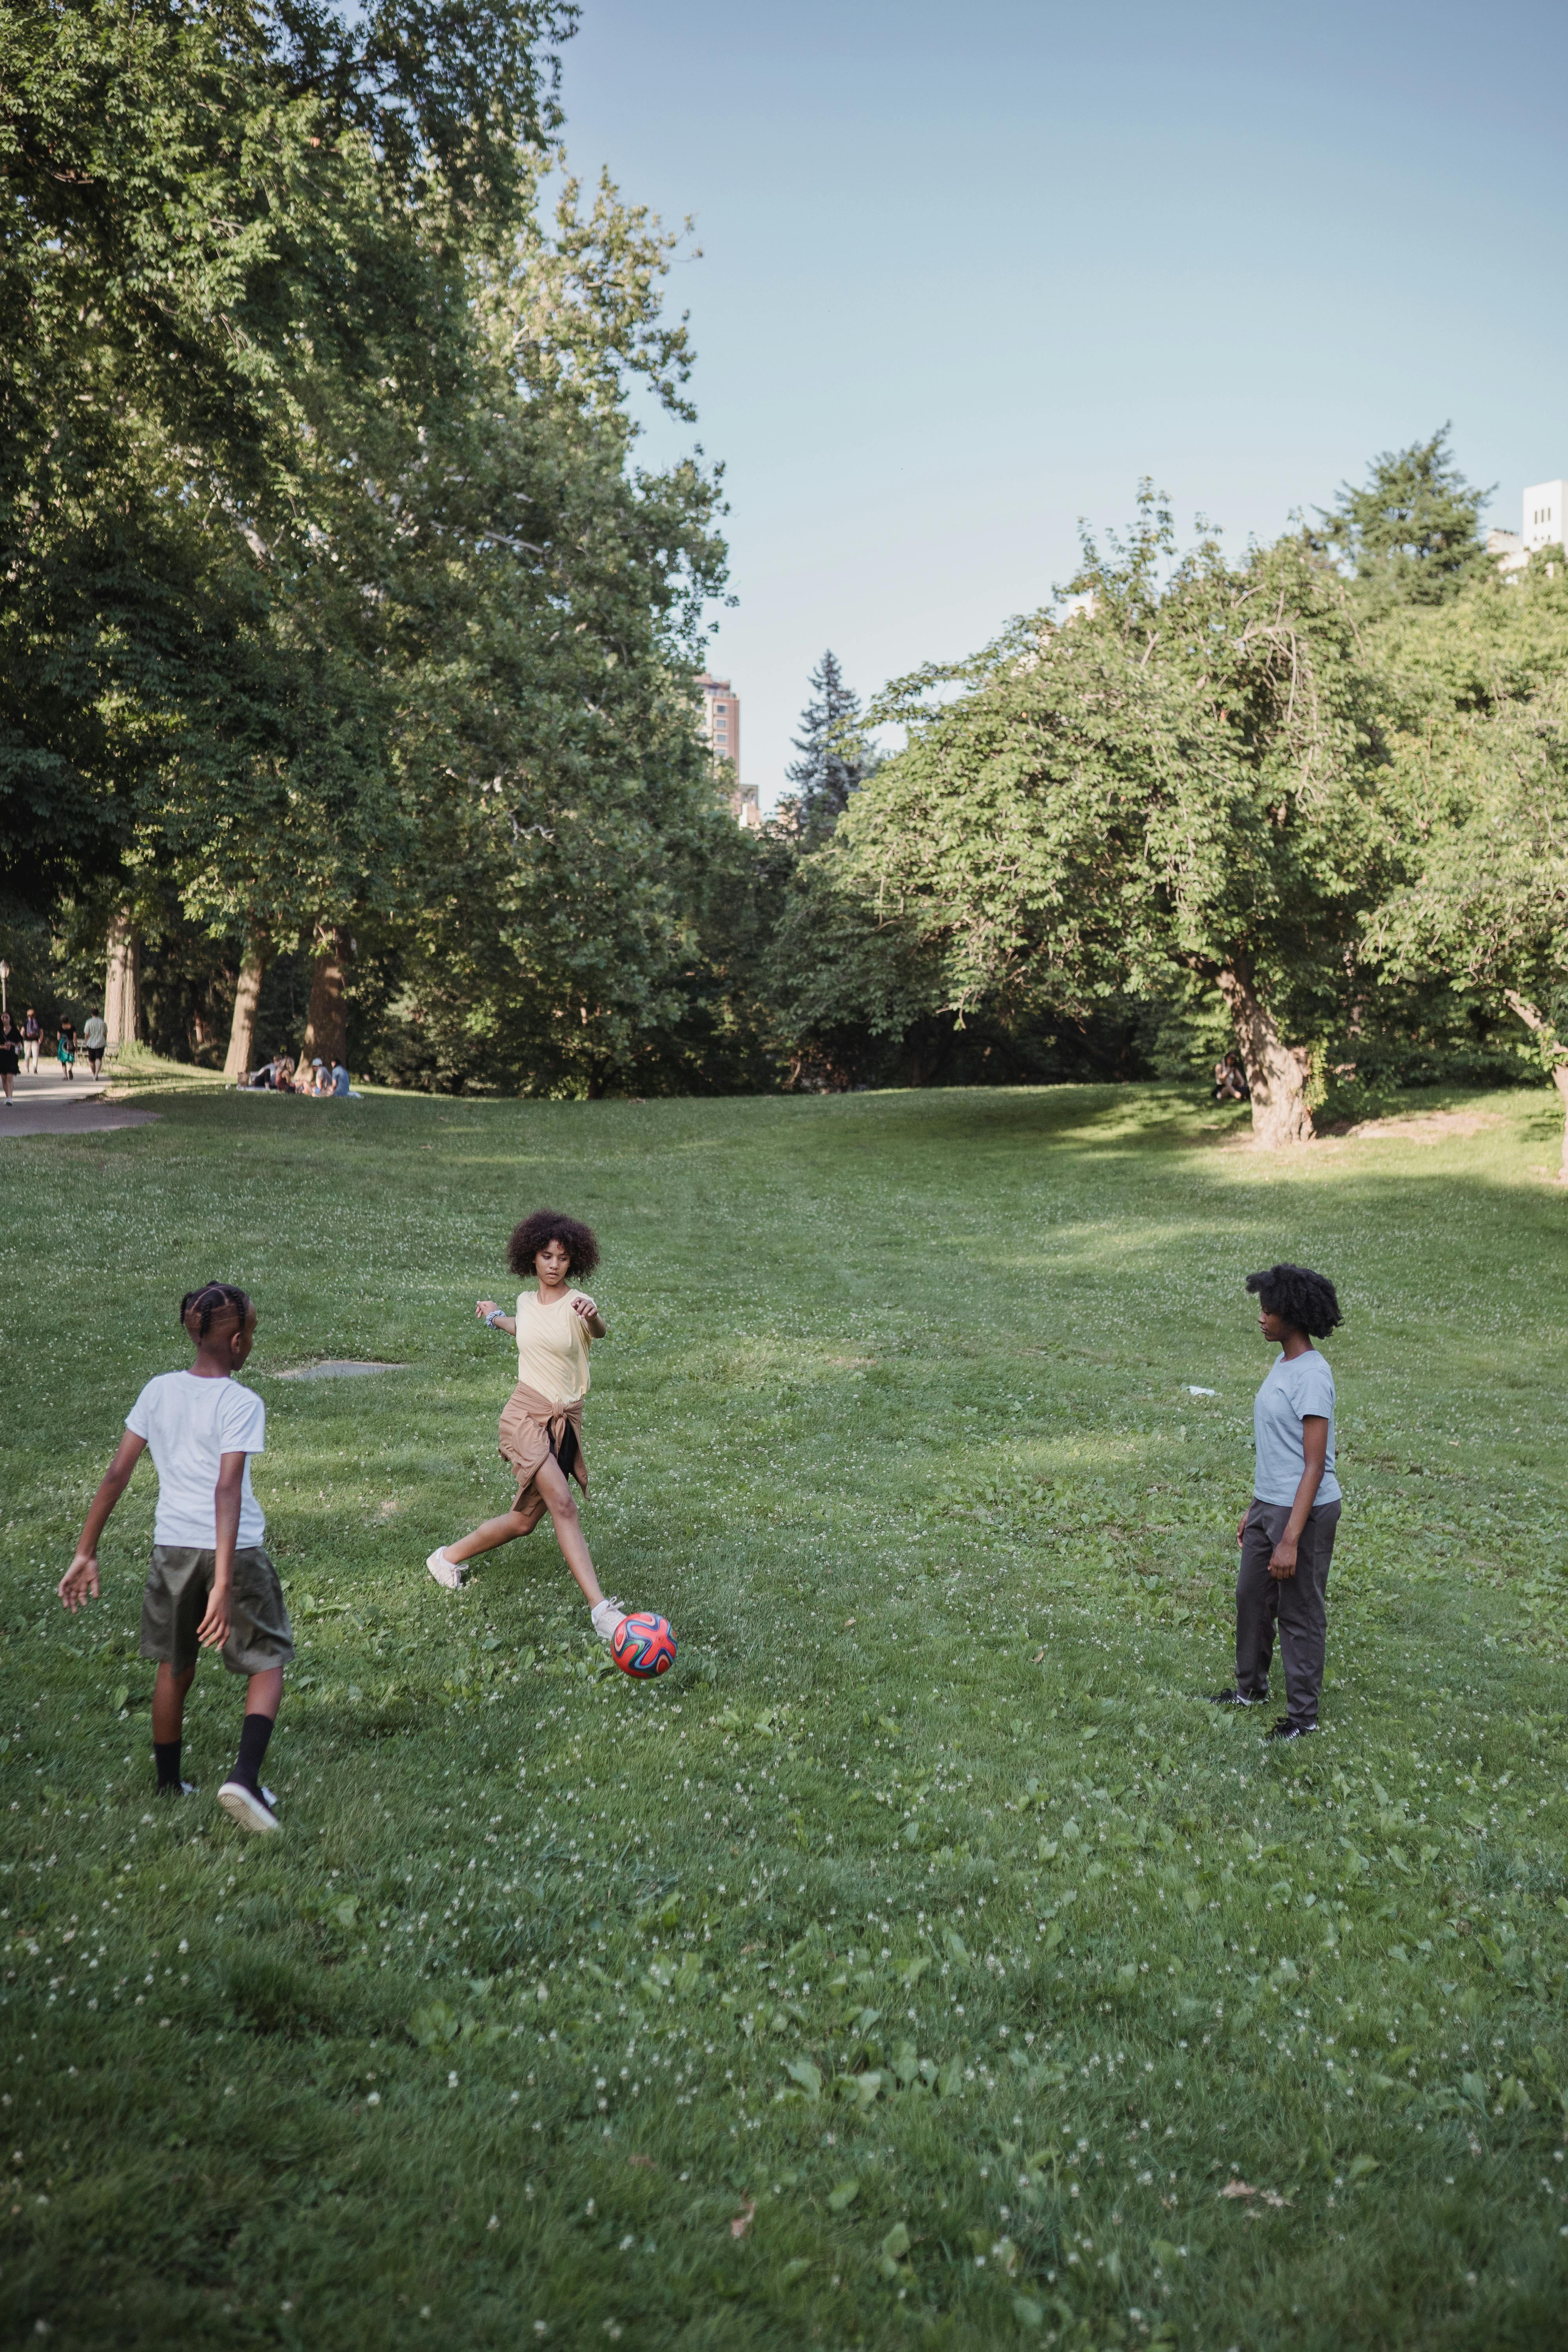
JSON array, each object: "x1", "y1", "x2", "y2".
[{"x1": 498, "y1": 1382, "x2": 586, "y2": 1533}]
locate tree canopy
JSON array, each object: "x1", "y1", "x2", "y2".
[
  {"x1": 1318, "y1": 425, "x2": 1492, "y2": 610},
  {"x1": 0, "y1": 0, "x2": 744, "y2": 1092}
]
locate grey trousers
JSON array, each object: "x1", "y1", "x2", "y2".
[{"x1": 1236, "y1": 1497, "x2": 1340, "y2": 1730}]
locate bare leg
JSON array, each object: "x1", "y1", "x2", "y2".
[
  {"x1": 245, "y1": 1667, "x2": 283, "y2": 1721},
  {"x1": 2, "y1": 1074, "x2": 11, "y2": 1102},
  {"x1": 152, "y1": 1661, "x2": 196, "y2": 1742},
  {"x1": 444, "y1": 1508, "x2": 537, "y2": 1565},
  {"x1": 531, "y1": 1453, "x2": 604, "y2": 1606},
  {"x1": 441, "y1": 1461, "x2": 604, "y2": 1605}
]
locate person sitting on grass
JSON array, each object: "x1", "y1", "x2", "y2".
[
  {"x1": 425, "y1": 1209, "x2": 626, "y2": 1647},
  {"x1": 1209, "y1": 1261, "x2": 1343, "y2": 1741},
  {"x1": 57, "y1": 1281, "x2": 294, "y2": 1835}
]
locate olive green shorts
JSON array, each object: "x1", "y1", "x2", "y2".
[{"x1": 139, "y1": 1545, "x2": 296, "y2": 1677}]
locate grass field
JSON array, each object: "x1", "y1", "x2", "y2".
[{"x1": 3, "y1": 1070, "x2": 1568, "y2": 2352}]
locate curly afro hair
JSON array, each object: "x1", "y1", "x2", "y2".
[
  {"x1": 507, "y1": 1209, "x2": 601, "y2": 1283},
  {"x1": 1245, "y1": 1263, "x2": 1342, "y2": 1339}
]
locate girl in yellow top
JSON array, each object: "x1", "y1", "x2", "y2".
[{"x1": 425, "y1": 1210, "x2": 624, "y2": 1643}]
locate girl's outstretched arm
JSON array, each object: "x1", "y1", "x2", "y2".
[
  {"x1": 60, "y1": 1432, "x2": 146, "y2": 1611},
  {"x1": 476, "y1": 1298, "x2": 517, "y2": 1336}
]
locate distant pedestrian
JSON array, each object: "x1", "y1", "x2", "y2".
[
  {"x1": 22, "y1": 1007, "x2": 41, "y2": 1074},
  {"x1": 56, "y1": 1017, "x2": 77, "y2": 1080},
  {"x1": 82, "y1": 1009, "x2": 107, "y2": 1078},
  {"x1": 1209, "y1": 1263, "x2": 1343, "y2": 1740},
  {"x1": 0, "y1": 1010, "x2": 20, "y2": 1105}
]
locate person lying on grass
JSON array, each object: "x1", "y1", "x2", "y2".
[
  {"x1": 58, "y1": 1282, "x2": 294, "y2": 1835},
  {"x1": 426, "y1": 1209, "x2": 627, "y2": 1646},
  {"x1": 1210, "y1": 1260, "x2": 1343, "y2": 1742}
]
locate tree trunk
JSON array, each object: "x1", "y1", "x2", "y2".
[
  {"x1": 222, "y1": 935, "x2": 269, "y2": 1082},
  {"x1": 300, "y1": 926, "x2": 348, "y2": 1068},
  {"x1": 1216, "y1": 963, "x2": 1314, "y2": 1147},
  {"x1": 104, "y1": 910, "x2": 140, "y2": 1051},
  {"x1": 1503, "y1": 989, "x2": 1568, "y2": 1182}
]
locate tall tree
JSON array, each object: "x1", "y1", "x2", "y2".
[
  {"x1": 1363, "y1": 567, "x2": 1568, "y2": 1175},
  {"x1": 782, "y1": 651, "x2": 876, "y2": 844},
  {"x1": 1318, "y1": 426, "x2": 1492, "y2": 611},
  {"x1": 0, "y1": 0, "x2": 575, "y2": 893},
  {"x1": 770, "y1": 494, "x2": 1390, "y2": 1144}
]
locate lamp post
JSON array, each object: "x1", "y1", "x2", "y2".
[{"x1": 0, "y1": 960, "x2": 9, "y2": 1018}]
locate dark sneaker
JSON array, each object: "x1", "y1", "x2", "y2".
[
  {"x1": 1265, "y1": 1719, "x2": 1317, "y2": 1742},
  {"x1": 218, "y1": 1780, "x2": 281, "y2": 1835},
  {"x1": 1208, "y1": 1688, "x2": 1267, "y2": 1707}
]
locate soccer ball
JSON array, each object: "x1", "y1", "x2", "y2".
[{"x1": 612, "y1": 1612, "x2": 677, "y2": 1679}]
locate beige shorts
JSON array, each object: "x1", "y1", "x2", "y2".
[{"x1": 139, "y1": 1545, "x2": 295, "y2": 1677}]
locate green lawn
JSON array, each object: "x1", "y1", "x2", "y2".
[{"x1": 4, "y1": 1072, "x2": 1568, "y2": 2352}]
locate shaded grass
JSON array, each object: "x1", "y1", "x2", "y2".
[{"x1": 2, "y1": 1073, "x2": 1568, "y2": 2349}]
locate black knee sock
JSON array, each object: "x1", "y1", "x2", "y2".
[
  {"x1": 154, "y1": 1740, "x2": 182, "y2": 1792},
  {"x1": 231, "y1": 1713, "x2": 274, "y2": 1794}
]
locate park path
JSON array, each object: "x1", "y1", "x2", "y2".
[{"x1": 0, "y1": 1069, "x2": 158, "y2": 1139}]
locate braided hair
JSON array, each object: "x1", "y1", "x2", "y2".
[{"x1": 179, "y1": 1281, "x2": 253, "y2": 1339}]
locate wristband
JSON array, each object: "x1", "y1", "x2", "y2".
[{"x1": 485, "y1": 1310, "x2": 506, "y2": 1330}]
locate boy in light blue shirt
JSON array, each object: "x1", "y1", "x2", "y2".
[{"x1": 1210, "y1": 1262, "x2": 1343, "y2": 1740}]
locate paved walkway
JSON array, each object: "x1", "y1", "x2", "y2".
[{"x1": 0, "y1": 1068, "x2": 159, "y2": 1139}]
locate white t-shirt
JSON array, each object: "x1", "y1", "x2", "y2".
[{"x1": 124, "y1": 1371, "x2": 267, "y2": 1549}]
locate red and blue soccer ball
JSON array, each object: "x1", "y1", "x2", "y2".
[{"x1": 612, "y1": 1611, "x2": 677, "y2": 1679}]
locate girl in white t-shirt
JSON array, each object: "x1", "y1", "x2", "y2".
[
  {"x1": 58, "y1": 1282, "x2": 293, "y2": 1835},
  {"x1": 426, "y1": 1210, "x2": 626, "y2": 1644}
]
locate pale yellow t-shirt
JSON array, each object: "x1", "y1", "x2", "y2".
[{"x1": 513, "y1": 1287, "x2": 592, "y2": 1404}]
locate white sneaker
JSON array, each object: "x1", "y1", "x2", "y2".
[
  {"x1": 217, "y1": 1780, "x2": 281, "y2": 1835},
  {"x1": 426, "y1": 1546, "x2": 466, "y2": 1590},
  {"x1": 591, "y1": 1597, "x2": 626, "y2": 1643}
]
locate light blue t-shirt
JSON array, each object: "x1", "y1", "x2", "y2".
[{"x1": 1252, "y1": 1349, "x2": 1340, "y2": 1507}]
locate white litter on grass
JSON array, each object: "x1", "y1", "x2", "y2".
[
  {"x1": 273, "y1": 1361, "x2": 410, "y2": 1381},
  {"x1": 1185, "y1": 1385, "x2": 1218, "y2": 1396}
]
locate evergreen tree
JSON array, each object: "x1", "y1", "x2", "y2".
[
  {"x1": 1319, "y1": 426, "x2": 1492, "y2": 609},
  {"x1": 784, "y1": 651, "x2": 876, "y2": 841}
]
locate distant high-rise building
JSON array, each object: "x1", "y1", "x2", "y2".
[
  {"x1": 695, "y1": 673, "x2": 761, "y2": 829},
  {"x1": 696, "y1": 673, "x2": 740, "y2": 776},
  {"x1": 1489, "y1": 478, "x2": 1568, "y2": 573}
]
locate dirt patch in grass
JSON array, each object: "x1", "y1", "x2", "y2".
[{"x1": 1330, "y1": 1109, "x2": 1505, "y2": 1143}]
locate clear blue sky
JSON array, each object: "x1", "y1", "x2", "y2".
[{"x1": 556, "y1": 0, "x2": 1568, "y2": 804}]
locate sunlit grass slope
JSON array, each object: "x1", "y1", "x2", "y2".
[{"x1": 2, "y1": 1074, "x2": 1567, "y2": 2351}]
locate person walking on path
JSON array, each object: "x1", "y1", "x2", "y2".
[
  {"x1": 425, "y1": 1209, "x2": 627, "y2": 1646},
  {"x1": 0, "y1": 1009, "x2": 20, "y2": 1105},
  {"x1": 22, "y1": 1007, "x2": 41, "y2": 1074},
  {"x1": 56, "y1": 1016, "x2": 76, "y2": 1080},
  {"x1": 82, "y1": 1009, "x2": 107, "y2": 1078},
  {"x1": 1209, "y1": 1262, "x2": 1343, "y2": 1741},
  {"x1": 57, "y1": 1282, "x2": 293, "y2": 1833}
]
